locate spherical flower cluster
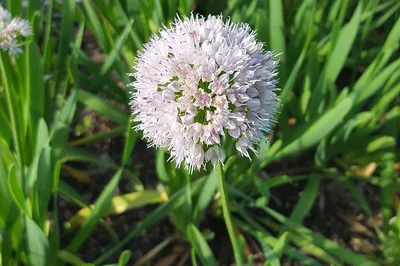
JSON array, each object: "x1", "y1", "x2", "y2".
[
  {"x1": 0, "y1": 5, "x2": 32, "y2": 55},
  {"x1": 129, "y1": 14, "x2": 279, "y2": 173}
]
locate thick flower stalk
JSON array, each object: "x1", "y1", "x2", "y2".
[
  {"x1": 129, "y1": 14, "x2": 279, "y2": 173},
  {"x1": 0, "y1": 5, "x2": 32, "y2": 55}
]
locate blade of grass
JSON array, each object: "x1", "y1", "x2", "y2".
[
  {"x1": 257, "y1": 230, "x2": 280, "y2": 266},
  {"x1": 118, "y1": 250, "x2": 132, "y2": 266},
  {"x1": 61, "y1": 147, "x2": 143, "y2": 190},
  {"x1": 100, "y1": 19, "x2": 134, "y2": 76},
  {"x1": 48, "y1": 160, "x2": 62, "y2": 266},
  {"x1": 354, "y1": 18, "x2": 400, "y2": 90},
  {"x1": 8, "y1": 165, "x2": 26, "y2": 213},
  {"x1": 58, "y1": 250, "x2": 87, "y2": 266},
  {"x1": 55, "y1": 0, "x2": 76, "y2": 90},
  {"x1": 156, "y1": 149, "x2": 171, "y2": 193},
  {"x1": 192, "y1": 170, "x2": 218, "y2": 224},
  {"x1": 121, "y1": 119, "x2": 138, "y2": 167},
  {"x1": 269, "y1": 232, "x2": 288, "y2": 265},
  {"x1": 269, "y1": 0, "x2": 286, "y2": 79},
  {"x1": 92, "y1": 176, "x2": 207, "y2": 264},
  {"x1": 59, "y1": 179, "x2": 89, "y2": 208},
  {"x1": 266, "y1": 95, "x2": 354, "y2": 165},
  {"x1": 355, "y1": 59, "x2": 400, "y2": 106},
  {"x1": 24, "y1": 215, "x2": 49, "y2": 266},
  {"x1": 262, "y1": 207, "x2": 379, "y2": 266},
  {"x1": 286, "y1": 176, "x2": 320, "y2": 225},
  {"x1": 235, "y1": 209, "x2": 321, "y2": 266},
  {"x1": 66, "y1": 168, "x2": 123, "y2": 252},
  {"x1": 82, "y1": 0, "x2": 109, "y2": 51},
  {"x1": 381, "y1": 110, "x2": 397, "y2": 235},
  {"x1": 259, "y1": 217, "x2": 343, "y2": 265},
  {"x1": 27, "y1": 42, "x2": 45, "y2": 129},
  {"x1": 186, "y1": 223, "x2": 218, "y2": 266},
  {"x1": 36, "y1": 146, "x2": 53, "y2": 228},
  {"x1": 66, "y1": 190, "x2": 168, "y2": 227},
  {"x1": 77, "y1": 90, "x2": 128, "y2": 125},
  {"x1": 68, "y1": 125, "x2": 126, "y2": 147},
  {"x1": 0, "y1": 52, "x2": 25, "y2": 183},
  {"x1": 43, "y1": 0, "x2": 54, "y2": 73},
  {"x1": 0, "y1": 109, "x2": 11, "y2": 141}
]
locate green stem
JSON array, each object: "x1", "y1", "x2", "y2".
[
  {"x1": 217, "y1": 162, "x2": 243, "y2": 266},
  {"x1": 184, "y1": 169, "x2": 192, "y2": 219},
  {"x1": 0, "y1": 53, "x2": 25, "y2": 186},
  {"x1": 191, "y1": 247, "x2": 198, "y2": 266}
]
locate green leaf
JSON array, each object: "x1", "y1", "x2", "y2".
[
  {"x1": 271, "y1": 232, "x2": 288, "y2": 262},
  {"x1": 255, "y1": 178, "x2": 271, "y2": 200},
  {"x1": 77, "y1": 90, "x2": 128, "y2": 125},
  {"x1": 67, "y1": 169, "x2": 123, "y2": 252},
  {"x1": 267, "y1": 96, "x2": 354, "y2": 163},
  {"x1": 56, "y1": 89, "x2": 78, "y2": 126},
  {"x1": 287, "y1": 176, "x2": 320, "y2": 225},
  {"x1": 59, "y1": 179, "x2": 89, "y2": 208},
  {"x1": 263, "y1": 207, "x2": 379, "y2": 266},
  {"x1": 355, "y1": 18, "x2": 400, "y2": 90},
  {"x1": 306, "y1": 3, "x2": 362, "y2": 119},
  {"x1": 269, "y1": 0, "x2": 286, "y2": 77},
  {"x1": 67, "y1": 125, "x2": 126, "y2": 147},
  {"x1": 34, "y1": 119, "x2": 50, "y2": 159},
  {"x1": 7, "y1": 0, "x2": 22, "y2": 15},
  {"x1": 82, "y1": 0, "x2": 109, "y2": 51},
  {"x1": 254, "y1": 231, "x2": 280, "y2": 266},
  {"x1": 155, "y1": 149, "x2": 171, "y2": 192},
  {"x1": 0, "y1": 109, "x2": 11, "y2": 142},
  {"x1": 66, "y1": 190, "x2": 167, "y2": 227},
  {"x1": 100, "y1": 19, "x2": 134, "y2": 75},
  {"x1": 381, "y1": 117, "x2": 397, "y2": 235},
  {"x1": 61, "y1": 147, "x2": 100, "y2": 164},
  {"x1": 27, "y1": 42, "x2": 45, "y2": 122},
  {"x1": 193, "y1": 170, "x2": 218, "y2": 224},
  {"x1": 280, "y1": 45, "x2": 307, "y2": 104},
  {"x1": 57, "y1": 250, "x2": 87, "y2": 266},
  {"x1": 93, "y1": 176, "x2": 207, "y2": 264},
  {"x1": 48, "y1": 160, "x2": 61, "y2": 266},
  {"x1": 121, "y1": 119, "x2": 138, "y2": 167},
  {"x1": 186, "y1": 223, "x2": 218, "y2": 266},
  {"x1": 236, "y1": 210, "x2": 321, "y2": 266},
  {"x1": 118, "y1": 250, "x2": 132, "y2": 266},
  {"x1": 325, "y1": 2, "x2": 362, "y2": 83},
  {"x1": 0, "y1": 156, "x2": 11, "y2": 228},
  {"x1": 56, "y1": 0, "x2": 76, "y2": 84},
  {"x1": 8, "y1": 165, "x2": 26, "y2": 213},
  {"x1": 355, "y1": 59, "x2": 400, "y2": 106},
  {"x1": 36, "y1": 146, "x2": 53, "y2": 228},
  {"x1": 24, "y1": 215, "x2": 49, "y2": 266},
  {"x1": 366, "y1": 136, "x2": 396, "y2": 153}
]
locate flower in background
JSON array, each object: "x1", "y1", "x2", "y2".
[
  {"x1": 129, "y1": 14, "x2": 279, "y2": 173},
  {"x1": 0, "y1": 5, "x2": 32, "y2": 55}
]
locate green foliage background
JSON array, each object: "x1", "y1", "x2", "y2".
[{"x1": 0, "y1": 0, "x2": 399, "y2": 265}]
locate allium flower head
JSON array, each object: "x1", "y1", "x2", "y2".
[
  {"x1": 129, "y1": 14, "x2": 279, "y2": 173},
  {"x1": 0, "y1": 5, "x2": 32, "y2": 55}
]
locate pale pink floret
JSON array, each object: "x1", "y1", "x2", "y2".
[{"x1": 0, "y1": 5, "x2": 32, "y2": 55}]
